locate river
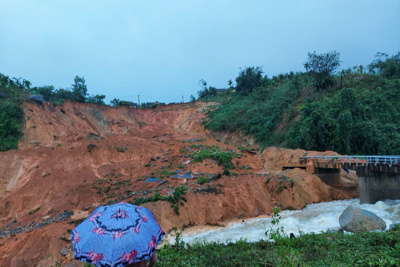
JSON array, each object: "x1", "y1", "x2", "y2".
[{"x1": 164, "y1": 198, "x2": 400, "y2": 245}]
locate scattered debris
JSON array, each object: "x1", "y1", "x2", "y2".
[
  {"x1": 59, "y1": 247, "x2": 69, "y2": 256},
  {"x1": 0, "y1": 210, "x2": 74, "y2": 238},
  {"x1": 144, "y1": 177, "x2": 161, "y2": 183}
]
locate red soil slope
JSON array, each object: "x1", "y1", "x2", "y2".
[{"x1": 0, "y1": 101, "x2": 358, "y2": 266}]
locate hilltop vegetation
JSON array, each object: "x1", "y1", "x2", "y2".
[
  {"x1": 203, "y1": 52, "x2": 400, "y2": 155},
  {"x1": 1, "y1": 51, "x2": 399, "y2": 154},
  {"x1": 0, "y1": 74, "x2": 153, "y2": 151}
]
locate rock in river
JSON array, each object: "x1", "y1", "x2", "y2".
[{"x1": 339, "y1": 206, "x2": 386, "y2": 233}]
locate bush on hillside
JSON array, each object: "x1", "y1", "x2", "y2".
[{"x1": 0, "y1": 101, "x2": 24, "y2": 151}]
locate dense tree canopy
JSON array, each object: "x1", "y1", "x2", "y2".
[
  {"x1": 206, "y1": 52, "x2": 400, "y2": 155},
  {"x1": 235, "y1": 66, "x2": 263, "y2": 95},
  {"x1": 368, "y1": 52, "x2": 400, "y2": 78},
  {"x1": 304, "y1": 51, "x2": 341, "y2": 90}
]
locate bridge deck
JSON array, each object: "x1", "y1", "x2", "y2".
[
  {"x1": 300, "y1": 155, "x2": 400, "y2": 166},
  {"x1": 282, "y1": 155, "x2": 400, "y2": 204}
]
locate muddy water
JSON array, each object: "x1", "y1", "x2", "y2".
[{"x1": 164, "y1": 199, "x2": 400, "y2": 245}]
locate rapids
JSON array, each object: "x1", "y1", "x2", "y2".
[{"x1": 165, "y1": 198, "x2": 400, "y2": 245}]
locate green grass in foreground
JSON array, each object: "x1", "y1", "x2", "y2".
[{"x1": 157, "y1": 227, "x2": 400, "y2": 267}]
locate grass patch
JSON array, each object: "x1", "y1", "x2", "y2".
[
  {"x1": 190, "y1": 145, "x2": 234, "y2": 174},
  {"x1": 130, "y1": 184, "x2": 188, "y2": 215},
  {"x1": 275, "y1": 185, "x2": 286, "y2": 194},
  {"x1": 196, "y1": 176, "x2": 210, "y2": 185},
  {"x1": 158, "y1": 226, "x2": 400, "y2": 266},
  {"x1": 177, "y1": 163, "x2": 185, "y2": 169},
  {"x1": 158, "y1": 168, "x2": 176, "y2": 178}
]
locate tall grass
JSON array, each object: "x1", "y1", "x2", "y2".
[{"x1": 158, "y1": 226, "x2": 400, "y2": 266}]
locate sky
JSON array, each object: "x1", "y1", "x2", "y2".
[{"x1": 1, "y1": 0, "x2": 399, "y2": 104}]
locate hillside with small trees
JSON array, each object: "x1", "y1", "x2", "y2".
[{"x1": 202, "y1": 51, "x2": 400, "y2": 155}]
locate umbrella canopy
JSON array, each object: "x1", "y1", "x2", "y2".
[{"x1": 70, "y1": 202, "x2": 164, "y2": 267}]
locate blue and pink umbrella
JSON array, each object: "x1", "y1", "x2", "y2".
[{"x1": 70, "y1": 202, "x2": 164, "y2": 267}]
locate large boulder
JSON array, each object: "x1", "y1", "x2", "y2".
[
  {"x1": 339, "y1": 206, "x2": 386, "y2": 232},
  {"x1": 29, "y1": 95, "x2": 45, "y2": 105}
]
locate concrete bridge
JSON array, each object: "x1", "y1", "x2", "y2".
[{"x1": 282, "y1": 156, "x2": 400, "y2": 204}]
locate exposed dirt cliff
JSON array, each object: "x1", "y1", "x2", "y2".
[{"x1": 0, "y1": 101, "x2": 358, "y2": 266}]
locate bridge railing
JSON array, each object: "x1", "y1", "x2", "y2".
[{"x1": 300, "y1": 155, "x2": 400, "y2": 166}]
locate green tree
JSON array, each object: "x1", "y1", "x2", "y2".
[
  {"x1": 235, "y1": 66, "x2": 263, "y2": 95},
  {"x1": 227, "y1": 79, "x2": 233, "y2": 88},
  {"x1": 110, "y1": 98, "x2": 134, "y2": 107},
  {"x1": 71, "y1": 75, "x2": 87, "y2": 103},
  {"x1": 286, "y1": 101, "x2": 333, "y2": 151},
  {"x1": 110, "y1": 98, "x2": 120, "y2": 107},
  {"x1": 87, "y1": 94, "x2": 106, "y2": 105},
  {"x1": 336, "y1": 111, "x2": 353, "y2": 154},
  {"x1": 197, "y1": 79, "x2": 217, "y2": 100},
  {"x1": 54, "y1": 88, "x2": 74, "y2": 102},
  {"x1": 369, "y1": 52, "x2": 400, "y2": 78},
  {"x1": 31, "y1": 85, "x2": 55, "y2": 101},
  {"x1": 304, "y1": 51, "x2": 341, "y2": 90},
  {"x1": 118, "y1": 100, "x2": 133, "y2": 107}
]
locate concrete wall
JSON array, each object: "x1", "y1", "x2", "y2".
[
  {"x1": 313, "y1": 168, "x2": 341, "y2": 185},
  {"x1": 357, "y1": 165, "x2": 400, "y2": 204}
]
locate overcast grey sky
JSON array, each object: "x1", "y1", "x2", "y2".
[{"x1": 1, "y1": 1, "x2": 399, "y2": 104}]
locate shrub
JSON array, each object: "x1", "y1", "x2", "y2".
[
  {"x1": 114, "y1": 146, "x2": 126, "y2": 152},
  {"x1": 0, "y1": 101, "x2": 24, "y2": 151},
  {"x1": 159, "y1": 168, "x2": 176, "y2": 178},
  {"x1": 131, "y1": 184, "x2": 188, "y2": 215},
  {"x1": 87, "y1": 143, "x2": 97, "y2": 152},
  {"x1": 196, "y1": 176, "x2": 210, "y2": 185},
  {"x1": 177, "y1": 163, "x2": 185, "y2": 169},
  {"x1": 275, "y1": 185, "x2": 286, "y2": 194}
]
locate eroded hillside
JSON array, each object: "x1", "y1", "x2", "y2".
[{"x1": 0, "y1": 101, "x2": 358, "y2": 266}]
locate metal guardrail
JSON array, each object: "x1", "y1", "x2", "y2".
[{"x1": 300, "y1": 155, "x2": 400, "y2": 166}]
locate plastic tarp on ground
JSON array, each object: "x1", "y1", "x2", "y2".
[{"x1": 29, "y1": 95, "x2": 45, "y2": 104}]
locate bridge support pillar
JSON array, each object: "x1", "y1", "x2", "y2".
[
  {"x1": 313, "y1": 167, "x2": 341, "y2": 185},
  {"x1": 357, "y1": 165, "x2": 400, "y2": 204}
]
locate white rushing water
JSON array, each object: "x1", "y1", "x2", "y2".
[{"x1": 166, "y1": 198, "x2": 400, "y2": 245}]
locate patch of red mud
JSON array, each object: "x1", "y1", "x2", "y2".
[{"x1": 0, "y1": 101, "x2": 358, "y2": 266}]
